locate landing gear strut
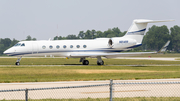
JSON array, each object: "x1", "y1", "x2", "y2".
[
  {"x1": 15, "y1": 56, "x2": 22, "y2": 66},
  {"x1": 97, "y1": 56, "x2": 104, "y2": 65},
  {"x1": 80, "y1": 58, "x2": 89, "y2": 65}
]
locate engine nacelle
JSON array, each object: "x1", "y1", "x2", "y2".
[{"x1": 108, "y1": 38, "x2": 137, "y2": 49}]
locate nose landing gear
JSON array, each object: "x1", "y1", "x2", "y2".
[{"x1": 15, "y1": 56, "x2": 22, "y2": 66}]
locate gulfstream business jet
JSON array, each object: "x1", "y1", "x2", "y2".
[{"x1": 4, "y1": 19, "x2": 173, "y2": 65}]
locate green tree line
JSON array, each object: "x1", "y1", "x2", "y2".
[
  {"x1": 1, "y1": 25, "x2": 180, "y2": 56},
  {"x1": 142, "y1": 25, "x2": 180, "y2": 52},
  {"x1": 53, "y1": 27, "x2": 126, "y2": 40}
]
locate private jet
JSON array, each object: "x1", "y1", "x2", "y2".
[{"x1": 4, "y1": 19, "x2": 173, "y2": 65}]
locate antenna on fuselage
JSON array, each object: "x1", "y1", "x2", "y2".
[{"x1": 48, "y1": 38, "x2": 51, "y2": 41}]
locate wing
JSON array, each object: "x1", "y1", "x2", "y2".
[
  {"x1": 69, "y1": 40, "x2": 170, "y2": 58},
  {"x1": 70, "y1": 52, "x2": 156, "y2": 58}
]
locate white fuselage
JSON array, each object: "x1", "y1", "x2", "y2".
[{"x1": 4, "y1": 37, "x2": 138, "y2": 57}]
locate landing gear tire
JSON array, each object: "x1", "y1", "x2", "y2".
[
  {"x1": 15, "y1": 62, "x2": 20, "y2": 66},
  {"x1": 83, "y1": 60, "x2": 89, "y2": 65},
  {"x1": 97, "y1": 61, "x2": 104, "y2": 65}
]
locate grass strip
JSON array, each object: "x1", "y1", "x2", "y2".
[{"x1": 0, "y1": 66, "x2": 180, "y2": 83}]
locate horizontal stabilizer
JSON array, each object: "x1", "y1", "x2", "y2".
[{"x1": 135, "y1": 19, "x2": 175, "y2": 24}]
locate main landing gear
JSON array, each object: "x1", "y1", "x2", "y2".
[
  {"x1": 83, "y1": 60, "x2": 89, "y2": 65},
  {"x1": 80, "y1": 58, "x2": 89, "y2": 65},
  {"x1": 97, "y1": 61, "x2": 104, "y2": 65},
  {"x1": 97, "y1": 56, "x2": 104, "y2": 65},
  {"x1": 80, "y1": 56, "x2": 104, "y2": 65},
  {"x1": 15, "y1": 56, "x2": 22, "y2": 66}
]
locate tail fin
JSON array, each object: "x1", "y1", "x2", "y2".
[
  {"x1": 158, "y1": 40, "x2": 170, "y2": 53},
  {"x1": 123, "y1": 19, "x2": 174, "y2": 44}
]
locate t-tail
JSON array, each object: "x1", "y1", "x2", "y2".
[{"x1": 123, "y1": 19, "x2": 174, "y2": 44}]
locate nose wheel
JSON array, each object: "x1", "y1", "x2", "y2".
[{"x1": 15, "y1": 62, "x2": 20, "y2": 66}]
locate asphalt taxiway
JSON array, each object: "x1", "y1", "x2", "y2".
[{"x1": 1, "y1": 79, "x2": 180, "y2": 100}]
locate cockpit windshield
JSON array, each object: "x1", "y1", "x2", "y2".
[
  {"x1": 21, "y1": 43, "x2": 25, "y2": 46},
  {"x1": 14, "y1": 43, "x2": 25, "y2": 47}
]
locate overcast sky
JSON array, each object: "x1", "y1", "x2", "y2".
[{"x1": 0, "y1": 0, "x2": 179, "y2": 40}]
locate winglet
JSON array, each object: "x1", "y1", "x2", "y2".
[{"x1": 158, "y1": 40, "x2": 170, "y2": 53}]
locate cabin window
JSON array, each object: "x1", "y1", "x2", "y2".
[
  {"x1": 119, "y1": 41, "x2": 123, "y2": 43},
  {"x1": 21, "y1": 43, "x2": 25, "y2": 46},
  {"x1": 63, "y1": 45, "x2": 67, "y2": 48},
  {"x1": 83, "y1": 45, "x2": 87, "y2": 48},
  {"x1": 42, "y1": 45, "x2": 46, "y2": 49},
  {"x1": 49, "y1": 45, "x2": 53, "y2": 49},
  {"x1": 76, "y1": 45, "x2": 80, "y2": 48},
  {"x1": 56, "y1": 45, "x2": 60, "y2": 49},
  {"x1": 70, "y1": 45, "x2": 73, "y2": 48}
]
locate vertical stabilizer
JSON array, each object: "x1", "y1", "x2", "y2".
[{"x1": 123, "y1": 19, "x2": 174, "y2": 44}]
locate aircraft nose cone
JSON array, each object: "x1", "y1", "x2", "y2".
[
  {"x1": 3, "y1": 48, "x2": 13, "y2": 55},
  {"x1": 3, "y1": 50, "x2": 8, "y2": 54}
]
